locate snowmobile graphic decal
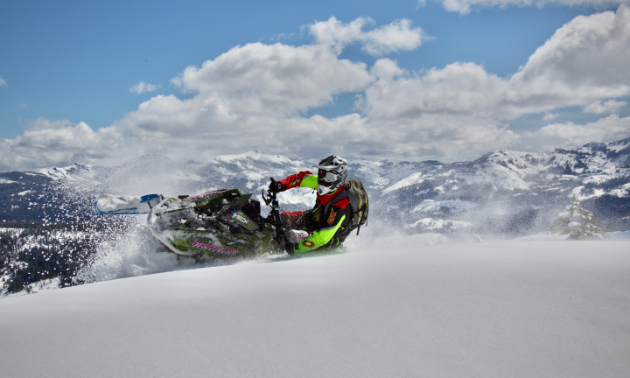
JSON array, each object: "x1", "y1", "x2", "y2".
[
  {"x1": 191, "y1": 241, "x2": 238, "y2": 255},
  {"x1": 232, "y1": 212, "x2": 249, "y2": 224}
]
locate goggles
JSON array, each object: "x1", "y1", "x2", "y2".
[{"x1": 318, "y1": 169, "x2": 340, "y2": 184}]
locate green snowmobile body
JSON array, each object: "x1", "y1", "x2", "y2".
[{"x1": 147, "y1": 189, "x2": 279, "y2": 258}]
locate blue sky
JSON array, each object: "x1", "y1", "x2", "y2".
[{"x1": 1, "y1": 0, "x2": 629, "y2": 170}]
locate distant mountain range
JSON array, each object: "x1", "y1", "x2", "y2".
[{"x1": 2, "y1": 137, "x2": 629, "y2": 236}]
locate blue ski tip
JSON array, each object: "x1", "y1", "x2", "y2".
[{"x1": 140, "y1": 194, "x2": 160, "y2": 203}]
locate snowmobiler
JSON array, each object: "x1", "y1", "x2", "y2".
[
  {"x1": 269, "y1": 155, "x2": 368, "y2": 255},
  {"x1": 93, "y1": 155, "x2": 368, "y2": 259}
]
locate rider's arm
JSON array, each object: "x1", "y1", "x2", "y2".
[
  {"x1": 278, "y1": 171, "x2": 317, "y2": 191},
  {"x1": 291, "y1": 214, "x2": 346, "y2": 254}
]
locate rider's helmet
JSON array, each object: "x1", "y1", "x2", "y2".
[{"x1": 313, "y1": 155, "x2": 348, "y2": 196}]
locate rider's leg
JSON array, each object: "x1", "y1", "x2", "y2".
[{"x1": 281, "y1": 210, "x2": 317, "y2": 232}]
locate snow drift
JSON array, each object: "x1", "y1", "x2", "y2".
[{"x1": 1, "y1": 237, "x2": 629, "y2": 378}]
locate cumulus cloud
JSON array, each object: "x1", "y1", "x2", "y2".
[
  {"x1": 130, "y1": 81, "x2": 160, "y2": 94},
  {"x1": 308, "y1": 17, "x2": 428, "y2": 56},
  {"x1": 2, "y1": 10, "x2": 630, "y2": 170},
  {"x1": 583, "y1": 99, "x2": 627, "y2": 113},
  {"x1": 531, "y1": 114, "x2": 630, "y2": 146},
  {"x1": 116, "y1": 36, "x2": 512, "y2": 162},
  {"x1": 0, "y1": 118, "x2": 124, "y2": 171},
  {"x1": 370, "y1": 58, "x2": 406, "y2": 81},
  {"x1": 106, "y1": 42, "x2": 375, "y2": 162},
  {"x1": 364, "y1": 6, "x2": 630, "y2": 120},
  {"x1": 510, "y1": 7, "x2": 630, "y2": 106},
  {"x1": 362, "y1": 62, "x2": 512, "y2": 120},
  {"x1": 0, "y1": 75, "x2": 7, "y2": 87},
  {"x1": 169, "y1": 42, "x2": 373, "y2": 117},
  {"x1": 356, "y1": 6, "x2": 630, "y2": 153},
  {"x1": 432, "y1": 0, "x2": 630, "y2": 15},
  {"x1": 543, "y1": 113, "x2": 560, "y2": 121}
]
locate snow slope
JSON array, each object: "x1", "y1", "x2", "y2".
[{"x1": 1, "y1": 238, "x2": 629, "y2": 378}]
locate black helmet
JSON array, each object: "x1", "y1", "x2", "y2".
[{"x1": 313, "y1": 155, "x2": 348, "y2": 196}]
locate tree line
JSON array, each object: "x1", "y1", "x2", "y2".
[{"x1": 1, "y1": 218, "x2": 131, "y2": 295}]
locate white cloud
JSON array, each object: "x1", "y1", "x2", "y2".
[
  {"x1": 169, "y1": 42, "x2": 373, "y2": 117},
  {"x1": 529, "y1": 114, "x2": 630, "y2": 146},
  {"x1": 130, "y1": 81, "x2": 160, "y2": 94},
  {"x1": 543, "y1": 113, "x2": 560, "y2": 121},
  {"x1": 0, "y1": 75, "x2": 6, "y2": 87},
  {"x1": 583, "y1": 99, "x2": 627, "y2": 114},
  {"x1": 363, "y1": 6, "x2": 630, "y2": 121},
  {"x1": 3, "y1": 10, "x2": 630, "y2": 171},
  {"x1": 108, "y1": 42, "x2": 375, "y2": 162},
  {"x1": 115, "y1": 35, "x2": 512, "y2": 162},
  {"x1": 0, "y1": 118, "x2": 124, "y2": 171},
  {"x1": 308, "y1": 17, "x2": 428, "y2": 56},
  {"x1": 432, "y1": 0, "x2": 630, "y2": 15},
  {"x1": 360, "y1": 19, "x2": 428, "y2": 56},
  {"x1": 362, "y1": 62, "x2": 513, "y2": 120},
  {"x1": 510, "y1": 6, "x2": 630, "y2": 106},
  {"x1": 356, "y1": 7, "x2": 630, "y2": 157},
  {"x1": 370, "y1": 58, "x2": 405, "y2": 81}
]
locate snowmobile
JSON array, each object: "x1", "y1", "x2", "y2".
[{"x1": 94, "y1": 187, "x2": 296, "y2": 259}]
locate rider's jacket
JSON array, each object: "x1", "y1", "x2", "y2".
[{"x1": 278, "y1": 171, "x2": 353, "y2": 254}]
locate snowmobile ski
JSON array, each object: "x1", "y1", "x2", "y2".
[{"x1": 93, "y1": 194, "x2": 162, "y2": 215}]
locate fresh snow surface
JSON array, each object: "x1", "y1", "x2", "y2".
[{"x1": 1, "y1": 236, "x2": 629, "y2": 378}]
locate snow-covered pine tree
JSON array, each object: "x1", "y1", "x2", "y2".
[{"x1": 550, "y1": 200, "x2": 607, "y2": 240}]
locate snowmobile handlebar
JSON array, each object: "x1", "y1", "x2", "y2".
[
  {"x1": 263, "y1": 178, "x2": 292, "y2": 254},
  {"x1": 262, "y1": 178, "x2": 281, "y2": 208}
]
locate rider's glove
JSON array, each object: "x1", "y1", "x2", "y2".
[{"x1": 268, "y1": 179, "x2": 284, "y2": 194}]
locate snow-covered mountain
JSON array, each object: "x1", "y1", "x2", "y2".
[
  {"x1": 1, "y1": 138, "x2": 629, "y2": 234},
  {"x1": 375, "y1": 137, "x2": 630, "y2": 234}
]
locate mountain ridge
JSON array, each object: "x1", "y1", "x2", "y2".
[{"x1": 2, "y1": 137, "x2": 629, "y2": 234}]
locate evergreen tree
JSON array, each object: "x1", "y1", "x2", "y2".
[
  {"x1": 550, "y1": 200, "x2": 607, "y2": 240},
  {"x1": 1, "y1": 219, "x2": 129, "y2": 295}
]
